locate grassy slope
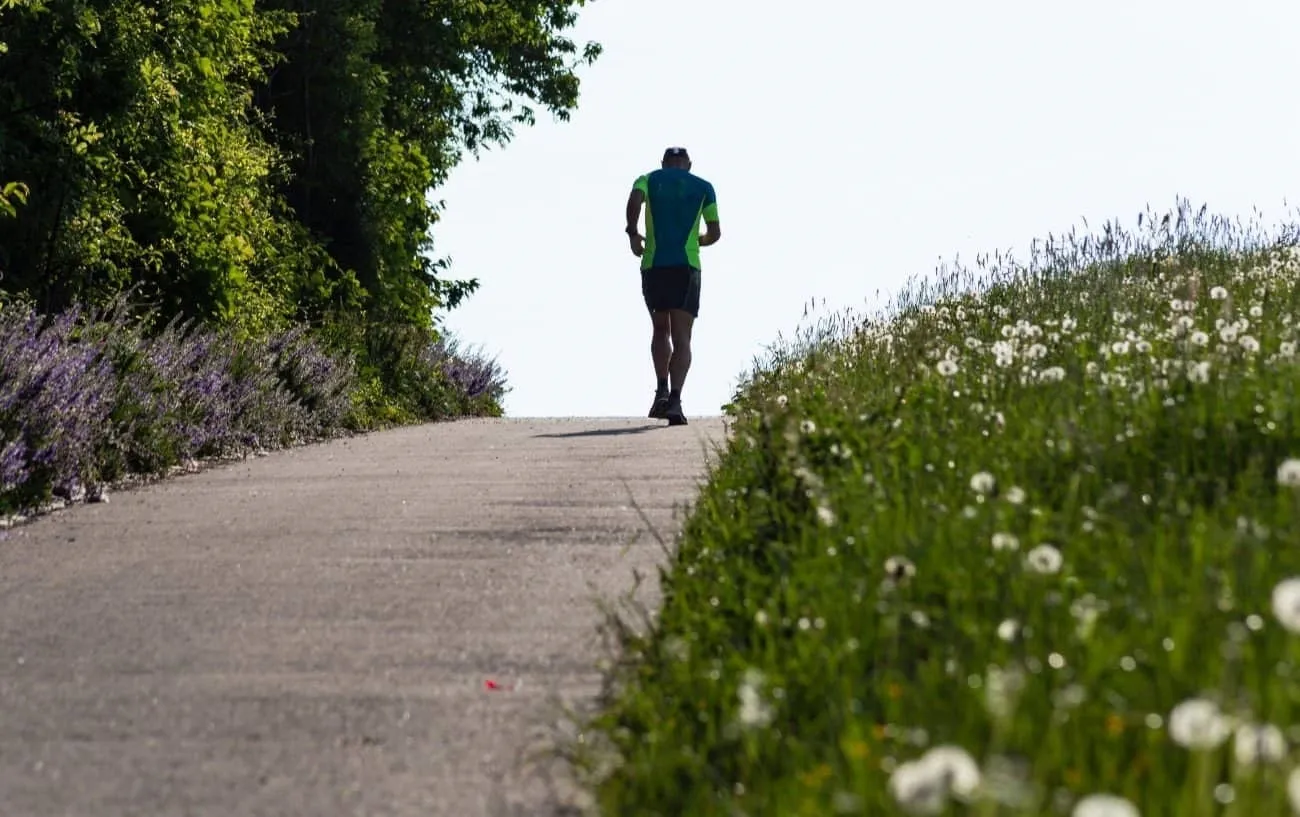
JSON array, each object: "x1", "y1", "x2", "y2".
[{"x1": 580, "y1": 202, "x2": 1300, "y2": 817}]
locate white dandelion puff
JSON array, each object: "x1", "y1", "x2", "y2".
[
  {"x1": 1277, "y1": 459, "x2": 1300, "y2": 488},
  {"x1": 816, "y1": 503, "x2": 837, "y2": 526},
  {"x1": 991, "y1": 532, "x2": 1020, "y2": 552},
  {"x1": 1188, "y1": 360, "x2": 1212, "y2": 384},
  {"x1": 997, "y1": 619, "x2": 1020, "y2": 642},
  {"x1": 1168, "y1": 698, "x2": 1232, "y2": 750},
  {"x1": 1233, "y1": 722, "x2": 1287, "y2": 767},
  {"x1": 736, "y1": 668, "x2": 774, "y2": 728},
  {"x1": 1270, "y1": 577, "x2": 1300, "y2": 632},
  {"x1": 1039, "y1": 366, "x2": 1066, "y2": 383},
  {"x1": 1072, "y1": 794, "x2": 1140, "y2": 817},
  {"x1": 1211, "y1": 286, "x2": 1229, "y2": 300},
  {"x1": 885, "y1": 555, "x2": 917, "y2": 583},
  {"x1": 936, "y1": 359, "x2": 960, "y2": 376},
  {"x1": 888, "y1": 759, "x2": 947, "y2": 816},
  {"x1": 1004, "y1": 486, "x2": 1026, "y2": 505},
  {"x1": 1190, "y1": 331, "x2": 1210, "y2": 346},
  {"x1": 970, "y1": 471, "x2": 997, "y2": 495},
  {"x1": 1287, "y1": 767, "x2": 1300, "y2": 815},
  {"x1": 1025, "y1": 544, "x2": 1063, "y2": 575},
  {"x1": 921, "y1": 745, "x2": 982, "y2": 800}
]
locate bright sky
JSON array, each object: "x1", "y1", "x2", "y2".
[{"x1": 433, "y1": 0, "x2": 1300, "y2": 419}]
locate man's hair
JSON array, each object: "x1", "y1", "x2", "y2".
[{"x1": 662, "y1": 146, "x2": 691, "y2": 166}]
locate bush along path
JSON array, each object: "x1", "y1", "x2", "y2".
[
  {"x1": 578, "y1": 199, "x2": 1300, "y2": 817},
  {"x1": 0, "y1": 295, "x2": 507, "y2": 522}
]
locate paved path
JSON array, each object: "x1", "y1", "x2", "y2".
[{"x1": 0, "y1": 417, "x2": 725, "y2": 817}]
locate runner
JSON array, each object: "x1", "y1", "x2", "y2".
[{"x1": 624, "y1": 147, "x2": 722, "y2": 426}]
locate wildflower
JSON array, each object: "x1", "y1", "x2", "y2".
[
  {"x1": 1233, "y1": 722, "x2": 1287, "y2": 767},
  {"x1": 970, "y1": 471, "x2": 996, "y2": 495},
  {"x1": 1278, "y1": 459, "x2": 1300, "y2": 488},
  {"x1": 888, "y1": 758, "x2": 947, "y2": 815},
  {"x1": 996, "y1": 619, "x2": 1020, "y2": 642},
  {"x1": 1210, "y1": 286, "x2": 1229, "y2": 300},
  {"x1": 1281, "y1": 341, "x2": 1296, "y2": 358},
  {"x1": 1271, "y1": 577, "x2": 1300, "y2": 632},
  {"x1": 1288, "y1": 766, "x2": 1300, "y2": 815},
  {"x1": 1004, "y1": 486, "x2": 1026, "y2": 504},
  {"x1": 816, "y1": 503, "x2": 836, "y2": 526},
  {"x1": 1167, "y1": 697, "x2": 1232, "y2": 750},
  {"x1": 1039, "y1": 366, "x2": 1066, "y2": 383},
  {"x1": 1025, "y1": 544, "x2": 1063, "y2": 575},
  {"x1": 936, "y1": 359, "x2": 960, "y2": 376},
  {"x1": 923, "y1": 745, "x2": 981, "y2": 799},
  {"x1": 984, "y1": 665, "x2": 1025, "y2": 721},
  {"x1": 991, "y1": 532, "x2": 1020, "y2": 552},
  {"x1": 1187, "y1": 361, "x2": 1211, "y2": 384},
  {"x1": 1189, "y1": 331, "x2": 1210, "y2": 346},
  {"x1": 1072, "y1": 793, "x2": 1140, "y2": 817},
  {"x1": 737, "y1": 668, "x2": 774, "y2": 729},
  {"x1": 800, "y1": 419, "x2": 817, "y2": 434},
  {"x1": 885, "y1": 555, "x2": 917, "y2": 583}
]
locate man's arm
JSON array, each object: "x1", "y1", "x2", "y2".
[
  {"x1": 625, "y1": 188, "x2": 644, "y2": 234},
  {"x1": 699, "y1": 183, "x2": 721, "y2": 246},
  {"x1": 625, "y1": 176, "x2": 648, "y2": 257}
]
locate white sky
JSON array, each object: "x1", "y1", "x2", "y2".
[{"x1": 433, "y1": 0, "x2": 1300, "y2": 418}]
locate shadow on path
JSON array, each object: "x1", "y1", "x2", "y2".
[{"x1": 532, "y1": 424, "x2": 662, "y2": 439}]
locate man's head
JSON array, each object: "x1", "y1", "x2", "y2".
[{"x1": 661, "y1": 146, "x2": 691, "y2": 171}]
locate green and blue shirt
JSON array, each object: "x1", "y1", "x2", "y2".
[{"x1": 632, "y1": 168, "x2": 719, "y2": 271}]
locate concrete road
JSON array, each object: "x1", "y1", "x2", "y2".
[{"x1": 0, "y1": 417, "x2": 725, "y2": 817}]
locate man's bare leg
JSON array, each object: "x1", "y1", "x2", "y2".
[
  {"x1": 665, "y1": 308, "x2": 694, "y2": 425},
  {"x1": 648, "y1": 310, "x2": 673, "y2": 418}
]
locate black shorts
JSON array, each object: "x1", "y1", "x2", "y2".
[{"x1": 641, "y1": 265, "x2": 701, "y2": 318}]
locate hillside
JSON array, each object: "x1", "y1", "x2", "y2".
[{"x1": 581, "y1": 200, "x2": 1300, "y2": 817}]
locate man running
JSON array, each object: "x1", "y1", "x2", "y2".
[{"x1": 624, "y1": 146, "x2": 722, "y2": 426}]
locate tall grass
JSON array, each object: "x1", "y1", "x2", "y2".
[{"x1": 579, "y1": 199, "x2": 1300, "y2": 817}]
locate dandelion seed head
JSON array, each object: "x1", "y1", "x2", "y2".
[
  {"x1": 1168, "y1": 697, "x2": 1232, "y2": 750},
  {"x1": 1271, "y1": 577, "x2": 1300, "y2": 632},
  {"x1": 1233, "y1": 722, "x2": 1287, "y2": 767},
  {"x1": 1025, "y1": 544, "x2": 1063, "y2": 575},
  {"x1": 1071, "y1": 793, "x2": 1140, "y2": 817},
  {"x1": 970, "y1": 471, "x2": 997, "y2": 495},
  {"x1": 1277, "y1": 459, "x2": 1300, "y2": 488}
]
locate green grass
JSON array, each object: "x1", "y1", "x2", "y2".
[{"x1": 578, "y1": 199, "x2": 1300, "y2": 817}]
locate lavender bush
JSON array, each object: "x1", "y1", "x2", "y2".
[
  {"x1": 0, "y1": 294, "x2": 510, "y2": 515},
  {"x1": 0, "y1": 297, "x2": 359, "y2": 514},
  {"x1": 423, "y1": 332, "x2": 509, "y2": 413}
]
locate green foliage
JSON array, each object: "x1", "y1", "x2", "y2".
[
  {"x1": 582, "y1": 201, "x2": 1300, "y2": 817},
  {"x1": 0, "y1": 0, "x2": 598, "y2": 420}
]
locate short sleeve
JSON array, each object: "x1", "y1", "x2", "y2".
[
  {"x1": 701, "y1": 182, "x2": 719, "y2": 222},
  {"x1": 632, "y1": 175, "x2": 649, "y2": 195}
]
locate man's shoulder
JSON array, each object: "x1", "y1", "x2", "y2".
[{"x1": 688, "y1": 172, "x2": 715, "y2": 191}]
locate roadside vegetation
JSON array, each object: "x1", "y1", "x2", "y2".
[
  {"x1": 581, "y1": 199, "x2": 1300, "y2": 817},
  {"x1": 0, "y1": 0, "x2": 594, "y2": 514}
]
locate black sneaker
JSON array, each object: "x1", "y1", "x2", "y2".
[
  {"x1": 665, "y1": 396, "x2": 687, "y2": 426},
  {"x1": 648, "y1": 390, "x2": 671, "y2": 419}
]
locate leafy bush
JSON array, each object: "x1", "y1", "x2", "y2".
[{"x1": 582, "y1": 200, "x2": 1300, "y2": 817}]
